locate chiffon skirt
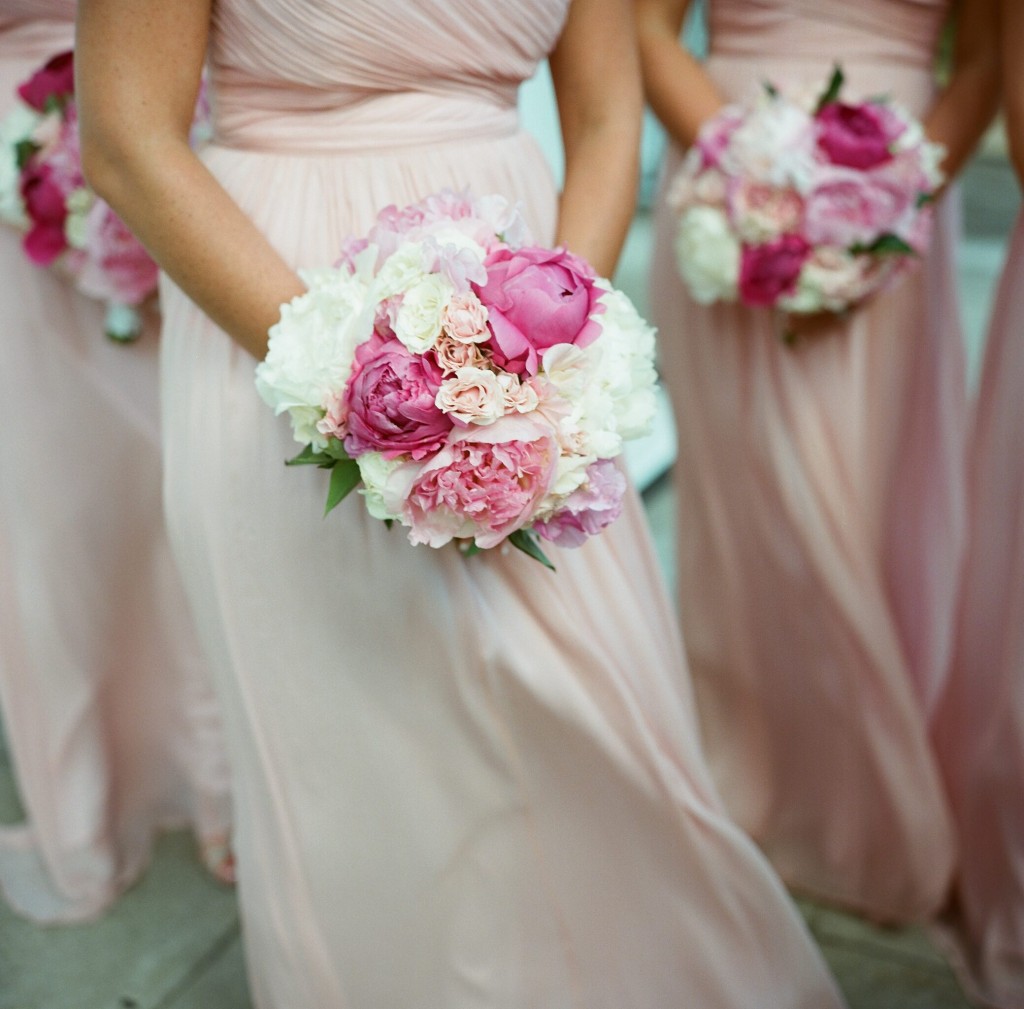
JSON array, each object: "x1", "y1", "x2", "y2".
[
  {"x1": 159, "y1": 128, "x2": 845, "y2": 1008},
  {"x1": 932, "y1": 212, "x2": 1024, "y2": 1008},
  {"x1": 651, "y1": 140, "x2": 964, "y2": 922}
]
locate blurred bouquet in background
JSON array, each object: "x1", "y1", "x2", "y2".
[
  {"x1": 668, "y1": 67, "x2": 945, "y2": 331},
  {"x1": 255, "y1": 189, "x2": 658, "y2": 568},
  {"x1": 0, "y1": 50, "x2": 210, "y2": 341}
]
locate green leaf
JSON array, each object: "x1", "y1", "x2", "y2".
[
  {"x1": 324, "y1": 459, "x2": 361, "y2": 516},
  {"x1": 286, "y1": 444, "x2": 335, "y2": 468},
  {"x1": 916, "y1": 191, "x2": 936, "y2": 208},
  {"x1": 14, "y1": 139, "x2": 39, "y2": 172},
  {"x1": 459, "y1": 541, "x2": 483, "y2": 558},
  {"x1": 763, "y1": 81, "x2": 779, "y2": 99},
  {"x1": 508, "y1": 530, "x2": 556, "y2": 571},
  {"x1": 855, "y1": 233, "x2": 915, "y2": 256},
  {"x1": 322, "y1": 439, "x2": 352, "y2": 462},
  {"x1": 814, "y1": 65, "x2": 846, "y2": 115}
]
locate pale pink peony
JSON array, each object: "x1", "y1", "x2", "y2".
[
  {"x1": 535, "y1": 460, "x2": 626, "y2": 548},
  {"x1": 403, "y1": 416, "x2": 558, "y2": 548},
  {"x1": 728, "y1": 180, "x2": 805, "y2": 241},
  {"x1": 816, "y1": 101, "x2": 905, "y2": 171},
  {"x1": 343, "y1": 332, "x2": 452, "y2": 459},
  {"x1": 738, "y1": 234, "x2": 811, "y2": 306},
  {"x1": 473, "y1": 246, "x2": 604, "y2": 376},
  {"x1": 441, "y1": 291, "x2": 490, "y2": 343},
  {"x1": 803, "y1": 168, "x2": 913, "y2": 249},
  {"x1": 696, "y1": 106, "x2": 745, "y2": 170},
  {"x1": 75, "y1": 200, "x2": 159, "y2": 305}
]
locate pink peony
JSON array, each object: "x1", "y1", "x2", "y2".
[
  {"x1": 17, "y1": 50, "x2": 74, "y2": 112},
  {"x1": 728, "y1": 180, "x2": 805, "y2": 240},
  {"x1": 816, "y1": 101, "x2": 905, "y2": 171},
  {"x1": 473, "y1": 246, "x2": 604, "y2": 376},
  {"x1": 738, "y1": 234, "x2": 811, "y2": 306},
  {"x1": 20, "y1": 162, "x2": 68, "y2": 265},
  {"x1": 75, "y1": 201, "x2": 159, "y2": 305},
  {"x1": 696, "y1": 107, "x2": 745, "y2": 170},
  {"x1": 804, "y1": 168, "x2": 913, "y2": 249},
  {"x1": 535, "y1": 460, "x2": 626, "y2": 548},
  {"x1": 343, "y1": 332, "x2": 452, "y2": 459},
  {"x1": 403, "y1": 416, "x2": 558, "y2": 548}
]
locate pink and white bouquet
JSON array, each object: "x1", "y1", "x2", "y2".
[
  {"x1": 254, "y1": 189, "x2": 658, "y2": 568},
  {"x1": 0, "y1": 51, "x2": 210, "y2": 341},
  {"x1": 668, "y1": 67, "x2": 945, "y2": 324}
]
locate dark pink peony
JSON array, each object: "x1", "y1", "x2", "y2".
[
  {"x1": 17, "y1": 50, "x2": 75, "y2": 112},
  {"x1": 816, "y1": 102, "x2": 905, "y2": 171},
  {"x1": 20, "y1": 162, "x2": 68, "y2": 265},
  {"x1": 473, "y1": 246, "x2": 604, "y2": 376},
  {"x1": 342, "y1": 332, "x2": 452, "y2": 459},
  {"x1": 738, "y1": 235, "x2": 811, "y2": 307}
]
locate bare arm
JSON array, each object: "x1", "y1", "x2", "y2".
[
  {"x1": 925, "y1": 0, "x2": 1000, "y2": 183},
  {"x1": 76, "y1": 0, "x2": 304, "y2": 360},
  {"x1": 634, "y1": 0, "x2": 724, "y2": 149},
  {"x1": 1001, "y1": 0, "x2": 1024, "y2": 183},
  {"x1": 548, "y1": 0, "x2": 647, "y2": 277}
]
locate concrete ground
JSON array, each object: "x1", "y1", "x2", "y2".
[{"x1": 0, "y1": 151, "x2": 1018, "y2": 1008}]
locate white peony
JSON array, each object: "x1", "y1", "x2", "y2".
[
  {"x1": 255, "y1": 264, "x2": 374, "y2": 447},
  {"x1": 0, "y1": 103, "x2": 40, "y2": 227},
  {"x1": 584, "y1": 286, "x2": 658, "y2": 440},
  {"x1": 721, "y1": 96, "x2": 818, "y2": 192},
  {"x1": 356, "y1": 452, "x2": 417, "y2": 521},
  {"x1": 675, "y1": 206, "x2": 741, "y2": 305},
  {"x1": 393, "y1": 272, "x2": 454, "y2": 353}
]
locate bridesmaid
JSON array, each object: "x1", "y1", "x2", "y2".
[
  {"x1": 932, "y1": 0, "x2": 1024, "y2": 1002},
  {"x1": 638, "y1": 0, "x2": 998, "y2": 922},
  {"x1": 0, "y1": 2, "x2": 232, "y2": 923},
  {"x1": 77, "y1": 0, "x2": 846, "y2": 1005}
]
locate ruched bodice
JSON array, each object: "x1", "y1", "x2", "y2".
[
  {"x1": 706, "y1": 0, "x2": 951, "y2": 115},
  {"x1": 209, "y1": 0, "x2": 568, "y2": 152},
  {"x1": 0, "y1": 1, "x2": 73, "y2": 61}
]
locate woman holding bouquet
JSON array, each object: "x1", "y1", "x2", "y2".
[
  {"x1": 638, "y1": 0, "x2": 997, "y2": 923},
  {"x1": 932, "y1": 0, "x2": 1024, "y2": 1002},
  {"x1": 77, "y1": 1, "x2": 847, "y2": 1006},
  {"x1": 0, "y1": 1, "x2": 232, "y2": 923}
]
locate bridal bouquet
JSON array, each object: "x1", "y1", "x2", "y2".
[
  {"x1": 0, "y1": 51, "x2": 209, "y2": 341},
  {"x1": 668, "y1": 67, "x2": 945, "y2": 323},
  {"x1": 255, "y1": 189, "x2": 658, "y2": 568}
]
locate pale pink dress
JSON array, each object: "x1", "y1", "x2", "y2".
[
  {"x1": 931, "y1": 213, "x2": 1024, "y2": 1007},
  {"x1": 651, "y1": 0, "x2": 963, "y2": 922},
  {"x1": 157, "y1": 2, "x2": 846, "y2": 1006},
  {"x1": 0, "y1": 5, "x2": 231, "y2": 923}
]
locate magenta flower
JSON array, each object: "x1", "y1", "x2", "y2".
[
  {"x1": 738, "y1": 235, "x2": 811, "y2": 307},
  {"x1": 20, "y1": 162, "x2": 68, "y2": 265},
  {"x1": 17, "y1": 50, "x2": 74, "y2": 112},
  {"x1": 342, "y1": 332, "x2": 452, "y2": 459},
  {"x1": 816, "y1": 102, "x2": 905, "y2": 171},
  {"x1": 473, "y1": 246, "x2": 604, "y2": 376}
]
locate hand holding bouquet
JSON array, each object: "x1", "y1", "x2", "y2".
[
  {"x1": 255, "y1": 189, "x2": 658, "y2": 568},
  {"x1": 0, "y1": 51, "x2": 210, "y2": 341},
  {"x1": 668, "y1": 67, "x2": 945, "y2": 330}
]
